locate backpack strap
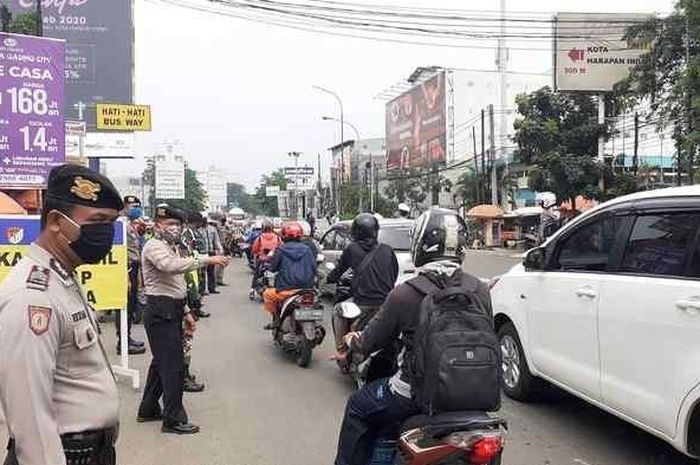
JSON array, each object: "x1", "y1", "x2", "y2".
[{"x1": 405, "y1": 274, "x2": 438, "y2": 296}]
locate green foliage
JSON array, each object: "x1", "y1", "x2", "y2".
[
  {"x1": 455, "y1": 169, "x2": 479, "y2": 209},
  {"x1": 514, "y1": 86, "x2": 608, "y2": 203},
  {"x1": 227, "y1": 182, "x2": 262, "y2": 214},
  {"x1": 252, "y1": 170, "x2": 287, "y2": 217},
  {"x1": 384, "y1": 166, "x2": 451, "y2": 209},
  {"x1": 619, "y1": 1, "x2": 700, "y2": 181},
  {"x1": 0, "y1": 5, "x2": 39, "y2": 34}
]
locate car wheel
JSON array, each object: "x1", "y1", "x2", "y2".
[{"x1": 498, "y1": 322, "x2": 540, "y2": 401}]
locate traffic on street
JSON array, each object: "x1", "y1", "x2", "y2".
[{"x1": 2, "y1": 0, "x2": 700, "y2": 464}]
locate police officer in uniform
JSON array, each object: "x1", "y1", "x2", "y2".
[
  {"x1": 0, "y1": 164, "x2": 123, "y2": 465},
  {"x1": 137, "y1": 205, "x2": 229, "y2": 434}
]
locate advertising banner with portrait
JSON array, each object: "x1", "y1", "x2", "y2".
[{"x1": 386, "y1": 71, "x2": 446, "y2": 171}]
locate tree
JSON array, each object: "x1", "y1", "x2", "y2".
[
  {"x1": 619, "y1": 2, "x2": 700, "y2": 184},
  {"x1": 384, "y1": 168, "x2": 427, "y2": 210},
  {"x1": 514, "y1": 86, "x2": 609, "y2": 205},
  {"x1": 455, "y1": 169, "x2": 479, "y2": 210},
  {"x1": 0, "y1": 5, "x2": 39, "y2": 34},
  {"x1": 252, "y1": 169, "x2": 287, "y2": 217}
]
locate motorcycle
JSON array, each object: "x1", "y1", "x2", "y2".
[
  {"x1": 331, "y1": 268, "x2": 397, "y2": 388},
  {"x1": 271, "y1": 288, "x2": 326, "y2": 367},
  {"x1": 368, "y1": 411, "x2": 507, "y2": 465},
  {"x1": 345, "y1": 332, "x2": 507, "y2": 465},
  {"x1": 250, "y1": 261, "x2": 274, "y2": 302}
]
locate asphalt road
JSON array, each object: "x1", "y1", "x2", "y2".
[{"x1": 0, "y1": 251, "x2": 695, "y2": 465}]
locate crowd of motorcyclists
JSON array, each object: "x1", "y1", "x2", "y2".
[{"x1": 237, "y1": 208, "x2": 505, "y2": 465}]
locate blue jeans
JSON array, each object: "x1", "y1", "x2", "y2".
[{"x1": 335, "y1": 379, "x2": 420, "y2": 465}]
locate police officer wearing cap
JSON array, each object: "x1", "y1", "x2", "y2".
[
  {"x1": 137, "y1": 205, "x2": 229, "y2": 434},
  {"x1": 0, "y1": 164, "x2": 122, "y2": 465},
  {"x1": 116, "y1": 195, "x2": 146, "y2": 355}
]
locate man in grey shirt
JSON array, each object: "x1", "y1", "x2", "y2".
[
  {"x1": 137, "y1": 206, "x2": 229, "y2": 434},
  {"x1": 205, "y1": 218, "x2": 222, "y2": 294}
]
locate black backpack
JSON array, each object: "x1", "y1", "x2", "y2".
[{"x1": 406, "y1": 270, "x2": 501, "y2": 413}]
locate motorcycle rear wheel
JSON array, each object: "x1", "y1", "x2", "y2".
[{"x1": 295, "y1": 337, "x2": 314, "y2": 368}]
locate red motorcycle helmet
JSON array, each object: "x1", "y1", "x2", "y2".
[{"x1": 281, "y1": 222, "x2": 303, "y2": 240}]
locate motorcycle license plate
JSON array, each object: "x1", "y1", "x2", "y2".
[{"x1": 295, "y1": 308, "x2": 324, "y2": 321}]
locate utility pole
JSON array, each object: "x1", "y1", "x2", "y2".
[
  {"x1": 489, "y1": 104, "x2": 497, "y2": 205},
  {"x1": 317, "y1": 153, "x2": 322, "y2": 214},
  {"x1": 472, "y1": 126, "x2": 480, "y2": 203},
  {"x1": 633, "y1": 112, "x2": 639, "y2": 175},
  {"x1": 288, "y1": 151, "x2": 301, "y2": 219},
  {"x1": 35, "y1": 0, "x2": 42, "y2": 36},
  {"x1": 481, "y1": 109, "x2": 486, "y2": 199},
  {"x1": 686, "y1": 16, "x2": 694, "y2": 185},
  {"x1": 497, "y1": 0, "x2": 509, "y2": 195}
]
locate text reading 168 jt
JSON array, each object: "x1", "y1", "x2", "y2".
[{"x1": 1, "y1": 88, "x2": 49, "y2": 116}]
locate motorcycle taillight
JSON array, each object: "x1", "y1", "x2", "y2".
[
  {"x1": 442, "y1": 431, "x2": 504, "y2": 464},
  {"x1": 459, "y1": 434, "x2": 503, "y2": 464},
  {"x1": 298, "y1": 293, "x2": 317, "y2": 306}
]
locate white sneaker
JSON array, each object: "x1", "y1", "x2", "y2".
[{"x1": 248, "y1": 289, "x2": 255, "y2": 300}]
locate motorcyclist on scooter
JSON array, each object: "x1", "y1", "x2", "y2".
[
  {"x1": 333, "y1": 208, "x2": 493, "y2": 465},
  {"x1": 327, "y1": 213, "x2": 399, "y2": 351},
  {"x1": 249, "y1": 219, "x2": 283, "y2": 299},
  {"x1": 262, "y1": 222, "x2": 317, "y2": 330}
]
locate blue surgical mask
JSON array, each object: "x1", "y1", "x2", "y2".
[{"x1": 127, "y1": 207, "x2": 143, "y2": 220}]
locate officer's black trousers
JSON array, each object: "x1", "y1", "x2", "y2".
[{"x1": 138, "y1": 296, "x2": 188, "y2": 426}]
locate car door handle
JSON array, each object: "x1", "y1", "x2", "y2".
[
  {"x1": 676, "y1": 299, "x2": 700, "y2": 315},
  {"x1": 576, "y1": 287, "x2": 597, "y2": 299}
]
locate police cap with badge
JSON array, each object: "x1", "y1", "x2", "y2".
[
  {"x1": 123, "y1": 195, "x2": 141, "y2": 207},
  {"x1": 46, "y1": 164, "x2": 124, "y2": 211},
  {"x1": 154, "y1": 204, "x2": 186, "y2": 223}
]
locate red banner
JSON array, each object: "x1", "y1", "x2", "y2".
[{"x1": 385, "y1": 72, "x2": 446, "y2": 171}]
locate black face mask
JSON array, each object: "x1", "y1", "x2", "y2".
[{"x1": 62, "y1": 218, "x2": 115, "y2": 264}]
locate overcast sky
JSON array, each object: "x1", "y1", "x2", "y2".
[{"x1": 104, "y1": 0, "x2": 675, "y2": 190}]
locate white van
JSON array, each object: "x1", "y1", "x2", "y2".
[{"x1": 491, "y1": 186, "x2": 700, "y2": 459}]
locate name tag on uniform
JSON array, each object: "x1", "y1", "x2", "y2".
[{"x1": 71, "y1": 310, "x2": 88, "y2": 323}]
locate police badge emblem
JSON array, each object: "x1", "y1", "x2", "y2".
[
  {"x1": 6, "y1": 227, "x2": 23, "y2": 245},
  {"x1": 28, "y1": 306, "x2": 52, "y2": 336}
]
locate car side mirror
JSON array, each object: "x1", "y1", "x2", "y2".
[{"x1": 523, "y1": 247, "x2": 545, "y2": 271}]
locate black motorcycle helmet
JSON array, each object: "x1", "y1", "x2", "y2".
[
  {"x1": 351, "y1": 213, "x2": 380, "y2": 241},
  {"x1": 410, "y1": 207, "x2": 469, "y2": 268}
]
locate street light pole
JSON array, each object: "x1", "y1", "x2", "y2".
[
  {"x1": 288, "y1": 151, "x2": 301, "y2": 219},
  {"x1": 313, "y1": 85, "x2": 344, "y2": 215},
  {"x1": 35, "y1": 0, "x2": 42, "y2": 36}
]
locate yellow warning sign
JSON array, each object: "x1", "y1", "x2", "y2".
[{"x1": 96, "y1": 103, "x2": 152, "y2": 131}]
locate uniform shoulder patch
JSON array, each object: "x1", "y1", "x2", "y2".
[
  {"x1": 28, "y1": 306, "x2": 52, "y2": 336},
  {"x1": 26, "y1": 265, "x2": 50, "y2": 291}
]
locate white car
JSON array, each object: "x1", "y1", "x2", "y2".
[{"x1": 491, "y1": 186, "x2": 700, "y2": 459}]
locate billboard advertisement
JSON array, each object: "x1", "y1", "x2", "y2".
[
  {"x1": 155, "y1": 142, "x2": 185, "y2": 200},
  {"x1": 7, "y1": 0, "x2": 134, "y2": 125},
  {"x1": 0, "y1": 215, "x2": 127, "y2": 311},
  {"x1": 554, "y1": 12, "x2": 649, "y2": 92},
  {"x1": 0, "y1": 33, "x2": 65, "y2": 188},
  {"x1": 386, "y1": 71, "x2": 446, "y2": 170},
  {"x1": 285, "y1": 166, "x2": 315, "y2": 191}
]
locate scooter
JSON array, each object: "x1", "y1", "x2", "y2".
[
  {"x1": 271, "y1": 289, "x2": 326, "y2": 367},
  {"x1": 332, "y1": 272, "x2": 397, "y2": 388},
  {"x1": 369, "y1": 411, "x2": 507, "y2": 465},
  {"x1": 346, "y1": 344, "x2": 507, "y2": 465},
  {"x1": 250, "y1": 261, "x2": 274, "y2": 302}
]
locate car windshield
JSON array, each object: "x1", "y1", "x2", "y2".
[{"x1": 379, "y1": 226, "x2": 411, "y2": 251}]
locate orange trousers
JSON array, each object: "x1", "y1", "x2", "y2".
[{"x1": 262, "y1": 288, "x2": 299, "y2": 314}]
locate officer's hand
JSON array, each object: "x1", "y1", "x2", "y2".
[
  {"x1": 185, "y1": 313, "x2": 197, "y2": 335},
  {"x1": 330, "y1": 351, "x2": 347, "y2": 362},
  {"x1": 209, "y1": 256, "x2": 230, "y2": 267},
  {"x1": 343, "y1": 332, "x2": 359, "y2": 347}
]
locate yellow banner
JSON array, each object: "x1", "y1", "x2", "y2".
[
  {"x1": 96, "y1": 103, "x2": 152, "y2": 131},
  {"x1": 0, "y1": 216, "x2": 128, "y2": 311}
]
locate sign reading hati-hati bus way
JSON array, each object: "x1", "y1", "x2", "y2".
[
  {"x1": 554, "y1": 12, "x2": 650, "y2": 92},
  {"x1": 96, "y1": 103, "x2": 152, "y2": 131}
]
